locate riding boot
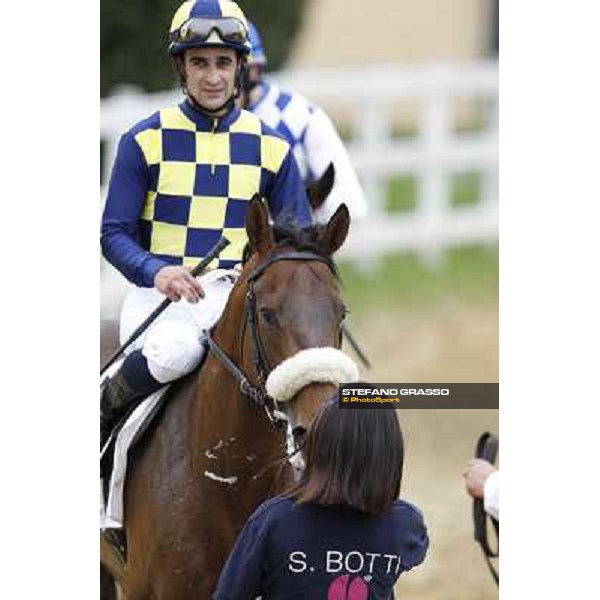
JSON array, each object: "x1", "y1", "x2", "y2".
[
  {"x1": 100, "y1": 370, "x2": 137, "y2": 451},
  {"x1": 100, "y1": 350, "x2": 163, "y2": 452}
]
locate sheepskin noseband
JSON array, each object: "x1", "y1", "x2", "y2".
[{"x1": 265, "y1": 347, "x2": 359, "y2": 402}]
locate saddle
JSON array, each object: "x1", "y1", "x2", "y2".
[
  {"x1": 472, "y1": 431, "x2": 499, "y2": 585},
  {"x1": 100, "y1": 382, "x2": 173, "y2": 564},
  {"x1": 99, "y1": 320, "x2": 212, "y2": 479}
]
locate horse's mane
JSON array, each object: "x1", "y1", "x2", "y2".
[{"x1": 242, "y1": 223, "x2": 339, "y2": 278}]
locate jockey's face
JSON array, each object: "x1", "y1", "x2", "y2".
[{"x1": 183, "y1": 47, "x2": 238, "y2": 114}]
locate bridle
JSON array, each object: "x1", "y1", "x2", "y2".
[
  {"x1": 206, "y1": 250, "x2": 338, "y2": 430},
  {"x1": 473, "y1": 432, "x2": 499, "y2": 585}
]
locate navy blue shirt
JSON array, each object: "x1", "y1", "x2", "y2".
[{"x1": 213, "y1": 496, "x2": 428, "y2": 599}]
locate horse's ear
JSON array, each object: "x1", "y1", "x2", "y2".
[
  {"x1": 319, "y1": 203, "x2": 350, "y2": 254},
  {"x1": 245, "y1": 194, "x2": 273, "y2": 255},
  {"x1": 307, "y1": 163, "x2": 335, "y2": 210}
]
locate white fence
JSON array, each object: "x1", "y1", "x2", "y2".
[{"x1": 101, "y1": 61, "x2": 498, "y2": 308}]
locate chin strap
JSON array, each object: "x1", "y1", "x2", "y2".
[{"x1": 185, "y1": 93, "x2": 236, "y2": 117}]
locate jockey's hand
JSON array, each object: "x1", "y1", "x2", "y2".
[
  {"x1": 154, "y1": 266, "x2": 205, "y2": 303},
  {"x1": 463, "y1": 459, "x2": 497, "y2": 499}
]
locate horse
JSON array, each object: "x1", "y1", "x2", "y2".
[{"x1": 101, "y1": 192, "x2": 353, "y2": 599}]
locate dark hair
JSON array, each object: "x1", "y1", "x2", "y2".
[
  {"x1": 242, "y1": 222, "x2": 338, "y2": 278},
  {"x1": 286, "y1": 393, "x2": 404, "y2": 516}
]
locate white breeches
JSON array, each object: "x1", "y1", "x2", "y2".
[{"x1": 119, "y1": 270, "x2": 236, "y2": 383}]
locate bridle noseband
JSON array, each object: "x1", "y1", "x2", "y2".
[{"x1": 206, "y1": 250, "x2": 337, "y2": 429}]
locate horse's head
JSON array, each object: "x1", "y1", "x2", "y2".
[{"x1": 223, "y1": 192, "x2": 357, "y2": 458}]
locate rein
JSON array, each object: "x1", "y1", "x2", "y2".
[
  {"x1": 206, "y1": 250, "x2": 337, "y2": 431},
  {"x1": 205, "y1": 333, "x2": 287, "y2": 427},
  {"x1": 473, "y1": 432, "x2": 499, "y2": 585}
]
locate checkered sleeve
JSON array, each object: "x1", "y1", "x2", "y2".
[
  {"x1": 265, "y1": 147, "x2": 312, "y2": 228},
  {"x1": 101, "y1": 132, "x2": 167, "y2": 287}
]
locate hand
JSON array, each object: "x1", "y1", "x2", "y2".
[
  {"x1": 154, "y1": 266, "x2": 205, "y2": 303},
  {"x1": 463, "y1": 459, "x2": 497, "y2": 499}
]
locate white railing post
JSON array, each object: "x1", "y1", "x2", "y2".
[
  {"x1": 481, "y1": 96, "x2": 499, "y2": 210},
  {"x1": 353, "y1": 100, "x2": 390, "y2": 269},
  {"x1": 418, "y1": 87, "x2": 450, "y2": 267},
  {"x1": 355, "y1": 101, "x2": 389, "y2": 216}
]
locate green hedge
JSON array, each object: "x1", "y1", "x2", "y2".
[{"x1": 101, "y1": 0, "x2": 306, "y2": 97}]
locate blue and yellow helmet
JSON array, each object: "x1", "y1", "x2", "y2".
[
  {"x1": 169, "y1": 0, "x2": 252, "y2": 57},
  {"x1": 247, "y1": 21, "x2": 267, "y2": 66}
]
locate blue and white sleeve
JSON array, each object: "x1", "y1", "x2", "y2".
[
  {"x1": 484, "y1": 471, "x2": 499, "y2": 520},
  {"x1": 304, "y1": 108, "x2": 368, "y2": 224}
]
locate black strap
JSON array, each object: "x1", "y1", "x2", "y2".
[
  {"x1": 184, "y1": 91, "x2": 236, "y2": 117},
  {"x1": 205, "y1": 332, "x2": 285, "y2": 431},
  {"x1": 473, "y1": 432, "x2": 499, "y2": 584},
  {"x1": 245, "y1": 287, "x2": 271, "y2": 384},
  {"x1": 205, "y1": 333, "x2": 263, "y2": 404},
  {"x1": 244, "y1": 250, "x2": 334, "y2": 386},
  {"x1": 206, "y1": 250, "x2": 335, "y2": 429},
  {"x1": 246, "y1": 251, "x2": 333, "y2": 282},
  {"x1": 341, "y1": 323, "x2": 371, "y2": 369}
]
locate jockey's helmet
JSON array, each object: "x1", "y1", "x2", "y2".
[
  {"x1": 247, "y1": 21, "x2": 267, "y2": 66},
  {"x1": 169, "y1": 0, "x2": 252, "y2": 57}
]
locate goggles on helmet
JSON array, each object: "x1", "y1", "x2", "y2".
[{"x1": 173, "y1": 17, "x2": 248, "y2": 46}]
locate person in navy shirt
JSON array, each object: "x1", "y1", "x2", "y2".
[{"x1": 213, "y1": 396, "x2": 429, "y2": 599}]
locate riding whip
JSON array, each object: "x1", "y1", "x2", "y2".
[
  {"x1": 100, "y1": 236, "x2": 231, "y2": 376},
  {"x1": 341, "y1": 323, "x2": 371, "y2": 369}
]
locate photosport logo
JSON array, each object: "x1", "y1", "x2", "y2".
[{"x1": 338, "y1": 383, "x2": 499, "y2": 409}]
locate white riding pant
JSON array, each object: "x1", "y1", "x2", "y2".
[{"x1": 119, "y1": 269, "x2": 237, "y2": 384}]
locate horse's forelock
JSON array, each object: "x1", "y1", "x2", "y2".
[{"x1": 242, "y1": 223, "x2": 338, "y2": 278}]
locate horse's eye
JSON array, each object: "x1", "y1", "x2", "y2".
[
  {"x1": 259, "y1": 308, "x2": 276, "y2": 326},
  {"x1": 341, "y1": 307, "x2": 349, "y2": 322}
]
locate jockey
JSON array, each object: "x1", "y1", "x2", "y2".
[
  {"x1": 100, "y1": 0, "x2": 311, "y2": 450},
  {"x1": 242, "y1": 21, "x2": 368, "y2": 224}
]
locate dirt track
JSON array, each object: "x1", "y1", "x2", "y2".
[{"x1": 348, "y1": 302, "x2": 498, "y2": 599}]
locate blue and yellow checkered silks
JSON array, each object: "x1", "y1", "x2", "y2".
[
  {"x1": 169, "y1": 0, "x2": 251, "y2": 55},
  {"x1": 131, "y1": 105, "x2": 289, "y2": 271}
]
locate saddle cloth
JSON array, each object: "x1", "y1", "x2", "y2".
[
  {"x1": 98, "y1": 268, "x2": 239, "y2": 530},
  {"x1": 100, "y1": 386, "x2": 169, "y2": 529}
]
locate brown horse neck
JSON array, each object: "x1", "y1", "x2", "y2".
[{"x1": 187, "y1": 277, "x2": 285, "y2": 482}]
